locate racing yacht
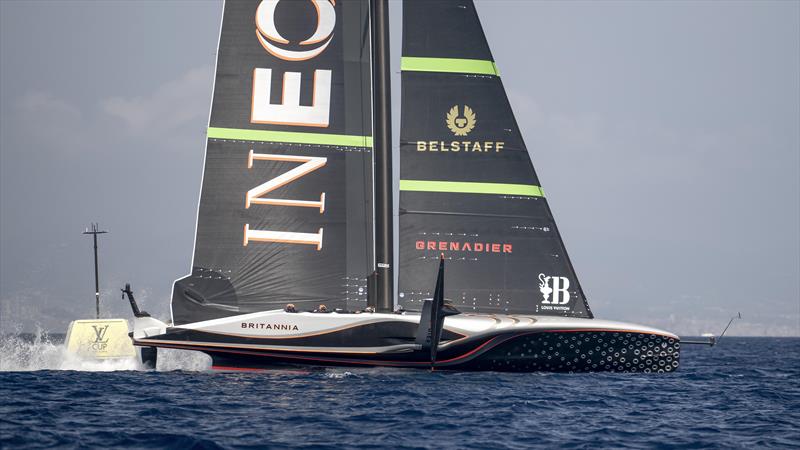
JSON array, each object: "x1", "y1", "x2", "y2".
[{"x1": 129, "y1": 0, "x2": 680, "y2": 372}]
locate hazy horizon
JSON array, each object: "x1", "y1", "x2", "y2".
[{"x1": 1, "y1": 0, "x2": 798, "y2": 336}]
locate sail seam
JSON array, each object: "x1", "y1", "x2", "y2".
[
  {"x1": 400, "y1": 57, "x2": 499, "y2": 76},
  {"x1": 207, "y1": 127, "x2": 373, "y2": 148},
  {"x1": 399, "y1": 180, "x2": 544, "y2": 197}
]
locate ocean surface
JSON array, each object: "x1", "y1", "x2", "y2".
[{"x1": 1, "y1": 334, "x2": 798, "y2": 449}]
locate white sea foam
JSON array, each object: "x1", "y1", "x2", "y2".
[
  {"x1": 0, "y1": 329, "x2": 211, "y2": 372},
  {"x1": 324, "y1": 370, "x2": 356, "y2": 379},
  {"x1": 155, "y1": 348, "x2": 212, "y2": 372}
]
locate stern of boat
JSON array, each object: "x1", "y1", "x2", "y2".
[
  {"x1": 131, "y1": 316, "x2": 169, "y2": 369},
  {"x1": 442, "y1": 315, "x2": 680, "y2": 373}
]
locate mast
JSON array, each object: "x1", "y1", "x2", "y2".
[
  {"x1": 83, "y1": 223, "x2": 108, "y2": 319},
  {"x1": 370, "y1": 0, "x2": 394, "y2": 313}
]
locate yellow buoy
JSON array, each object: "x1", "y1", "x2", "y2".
[{"x1": 64, "y1": 319, "x2": 136, "y2": 359}]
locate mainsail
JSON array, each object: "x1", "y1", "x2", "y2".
[
  {"x1": 171, "y1": 0, "x2": 374, "y2": 325},
  {"x1": 398, "y1": 0, "x2": 592, "y2": 318}
]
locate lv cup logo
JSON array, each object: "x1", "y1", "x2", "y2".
[
  {"x1": 91, "y1": 325, "x2": 109, "y2": 351},
  {"x1": 538, "y1": 274, "x2": 570, "y2": 305}
]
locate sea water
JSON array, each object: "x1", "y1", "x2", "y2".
[{"x1": 1, "y1": 334, "x2": 798, "y2": 449}]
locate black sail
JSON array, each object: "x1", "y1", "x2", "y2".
[
  {"x1": 399, "y1": 0, "x2": 592, "y2": 318},
  {"x1": 171, "y1": 0, "x2": 373, "y2": 325}
]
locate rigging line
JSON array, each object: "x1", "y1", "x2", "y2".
[{"x1": 361, "y1": 0, "x2": 376, "y2": 279}]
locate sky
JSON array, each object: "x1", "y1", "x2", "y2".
[{"x1": 1, "y1": 0, "x2": 798, "y2": 336}]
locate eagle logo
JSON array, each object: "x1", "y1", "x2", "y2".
[{"x1": 446, "y1": 105, "x2": 476, "y2": 136}]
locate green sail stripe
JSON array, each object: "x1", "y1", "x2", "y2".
[
  {"x1": 399, "y1": 180, "x2": 544, "y2": 197},
  {"x1": 400, "y1": 57, "x2": 500, "y2": 76},
  {"x1": 207, "y1": 127, "x2": 373, "y2": 147}
]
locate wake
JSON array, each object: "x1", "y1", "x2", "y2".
[{"x1": 0, "y1": 329, "x2": 211, "y2": 372}]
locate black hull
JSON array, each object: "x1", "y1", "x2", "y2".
[{"x1": 142, "y1": 330, "x2": 680, "y2": 373}]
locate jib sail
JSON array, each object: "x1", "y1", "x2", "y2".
[
  {"x1": 171, "y1": 0, "x2": 374, "y2": 325},
  {"x1": 398, "y1": 0, "x2": 592, "y2": 318}
]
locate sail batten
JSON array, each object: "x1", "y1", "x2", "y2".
[{"x1": 399, "y1": 0, "x2": 592, "y2": 318}]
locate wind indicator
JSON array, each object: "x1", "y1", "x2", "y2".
[{"x1": 83, "y1": 223, "x2": 108, "y2": 319}]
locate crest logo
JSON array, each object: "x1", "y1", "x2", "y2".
[
  {"x1": 255, "y1": 0, "x2": 336, "y2": 61},
  {"x1": 538, "y1": 274, "x2": 571, "y2": 305},
  {"x1": 446, "y1": 105, "x2": 476, "y2": 136}
]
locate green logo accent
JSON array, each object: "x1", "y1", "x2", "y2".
[
  {"x1": 400, "y1": 180, "x2": 544, "y2": 197},
  {"x1": 401, "y1": 57, "x2": 500, "y2": 76},
  {"x1": 208, "y1": 127, "x2": 372, "y2": 148}
]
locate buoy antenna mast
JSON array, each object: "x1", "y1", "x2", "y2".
[{"x1": 83, "y1": 222, "x2": 108, "y2": 319}]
